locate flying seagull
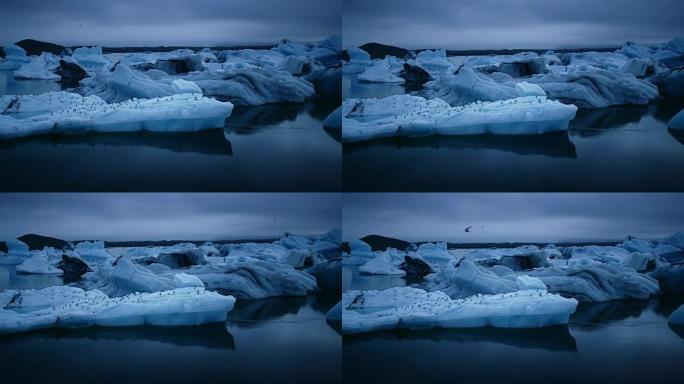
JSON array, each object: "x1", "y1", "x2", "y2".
[{"x1": 465, "y1": 226, "x2": 472, "y2": 232}]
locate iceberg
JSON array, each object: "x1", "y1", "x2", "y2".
[
  {"x1": 414, "y1": 49, "x2": 456, "y2": 76},
  {"x1": 426, "y1": 260, "x2": 546, "y2": 299},
  {"x1": 669, "y1": 109, "x2": 684, "y2": 129},
  {"x1": 415, "y1": 242, "x2": 454, "y2": 266},
  {"x1": 359, "y1": 252, "x2": 405, "y2": 276},
  {"x1": 342, "y1": 94, "x2": 577, "y2": 142},
  {"x1": 73, "y1": 241, "x2": 113, "y2": 265},
  {"x1": 184, "y1": 67, "x2": 315, "y2": 105},
  {"x1": 341, "y1": 287, "x2": 578, "y2": 334},
  {"x1": 528, "y1": 69, "x2": 659, "y2": 108},
  {"x1": 528, "y1": 263, "x2": 660, "y2": 302},
  {"x1": 669, "y1": 304, "x2": 684, "y2": 325},
  {"x1": 0, "y1": 285, "x2": 235, "y2": 335},
  {"x1": 14, "y1": 53, "x2": 60, "y2": 80},
  {"x1": 185, "y1": 259, "x2": 318, "y2": 299},
  {"x1": 0, "y1": 92, "x2": 233, "y2": 140},
  {"x1": 1, "y1": 239, "x2": 31, "y2": 264},
  {"x1": 343, "y1": 239, "x2": 375, "y2": 266},
  {"x1": 72, "y1": 46, "x2": 111, "y2": 71},
  {"x1": 358, "y1": 58, "x2": 405, "y2": 83},
  {"x1": 0, "y1": 44, "x2": 30, "y2": 70},
  {"x1": 343, "y1": 47, "x2": 373, "y2": 74},
  {"x1": 16, "y1": 250, "x2": 63, "y2": 275}
]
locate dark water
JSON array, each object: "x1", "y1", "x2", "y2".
[
  {"x1": 0, "y1": 264, "x2": 63, "y2": 290},
  {"x1": 0, "y1": 71, "x2": 341, "y2": 191},
  {"x1": 0, "y1": 265, "x2": 341, "y2": 383},
  {"x1": 343, "y1": 74, "x2": 684, "y2": 191},
  {"x1": 342, "y1": 265, "x2": 684, "y2": 384}
]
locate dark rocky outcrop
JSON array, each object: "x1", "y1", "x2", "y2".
[
  {"x1": 58, "y1": 254, "x2": 91, "y2": 277},
  {"x1": 15, "y1": 39, "x2": 66, "y2": 56},
  {"x1": 17, "y1": 234, "x2": 69, "y2": 251},
  {"x1": 400, "y1": 255, "x2": 433, "y2": 281},
  {"x1": 56, "y1": 60, "x2": 88, "y2": 83},
  {"x1": 399, "y1": 63, "x2": 433, "y2": 88},
  {"x1": 358, "y1": 42, "x2": 411, "y2": 60},
  {"x1": 497, "y1": 58, "x2": 549, "y2": 78},
  {"x1": 359, "y1": 234, "x2": 411, "y2": 252},
  {"x1": 158, "y1": 249, "x2": 207, "y2": 269}
]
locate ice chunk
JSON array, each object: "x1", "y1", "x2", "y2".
[
  {"x1": 342, "y1": 94, "x2": 577, "y2": 143},
  {"x1": 186, "y1": 259, "x2": 317, "y2": 299},
  {"x1": 342, "y1": 287, "x2": 578, "y2": 334},
  {"x1": 426, "y1": 259, "x2": 545, "y2": 299},
  {"x1": 343, "y1": 47, "x2": 373, "y2": 74},
  {"x1": 422, "y1": 66, "x2": 520, "y2": 106},
  {"x1": 669, "y1": 304, "x2": 684, "y2": 325},
  {"x1": 416, "y1": 242, "x2": 454, "y2": 266},
  {"x1": 16, "y1": 251, "x2": 63, "y2": 275},
  {"x1": 358, "y1": 58, "x2": 405, "y2": 83},
  {"x1": 414, "y1": 49, "x2": 455, "y2": 76},
  {"x1": 528, "y1": 263, "x2": 659, "y2": 302},
  {"x1": 0, "y1": 44, "x2": 29, "y2": 70},
  {"x1": 0, "y1": 92, "x2": 233, "y2": 140},
  {"x1": 72, "y1": 46, "x2": 111, "y2": 71},
  {"x1": 173, "y1": 273, "x2": 205, "y2": 288},
  {"x1": 6, "y1": 239, "x2": 30, "y2": 258},
  {"x1": 528, "y1": 69, "x2": 659, "y2": 108},
  {"x1": 668, "y1": 109, "x2": 684, "y2": 130},
  {"x1": 171, "y1": 78, "x2": 202, "y2": 94},
  {"x1": 14, "y1": 53, "x2": 60, "y2": 80},
  {"x1": 323, "y1": 106, "x2": 342, "y2": 129},
  {"x1": 343, "y1": 239, "x2": 375, "y2": 266},
  {"x1": 184, "y1": 67, "x2": 315, "y2": 106},
  {"x1": 0, "y1": 286, "x2": 235, "y2": 335},
  {"x1": 74, "y1": 241, "x2": 113, "y2": 265},
  {"x1": 359, "y1": 252, "x2": 405, "y2": 276}
]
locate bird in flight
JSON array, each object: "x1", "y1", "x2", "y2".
[{"x1": 465, "y1": 226, "x2": 472, "y2": 232}]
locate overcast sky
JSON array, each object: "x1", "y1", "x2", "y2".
[
  {"x1": 0, "y1": 193, "x2": 340, "y2": 241},
  {"x1": 343, "y1": 0, "x2": 684, "y2": 49},
  {"x1": 342, "y1": 193, "x2": 684, "y2": 243},
  {"x1": 0, "y1": 0, "x2": 340, "y2": 47}
]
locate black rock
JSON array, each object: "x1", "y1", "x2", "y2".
[
  {"x1": 17, "y1": 233, "x2": 69, "y2": 251},
  {"x1": 358, "y1": 42, "x2": 411, "y2": 60},
  {"x1": 15, "y1": 39, "x2": 66, "y2": 56},
  {"x1": 400, "y1": 255, "x2": 434, "y2": 280},
  {"x1": 359, "y1": 234, "x2": 411, "y2": 252},
  {"x1": 399, "y1": 63, "x2": 433, "y2": 87},
  {"x1": 56, "y1": 60, "x2": 88, "y2": 83},
  {"x1": 0, "y1": 46, "x2": 4, "y2": 59},
  {"x1": 58, "y1": 254, "x2": 91, "y2": 277}
]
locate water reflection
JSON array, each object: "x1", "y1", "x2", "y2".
[
  {"x1": 343, "y1": 74, "x2": 406, "y2": 100},
  {"x1": 344, "y1": 131, "x2": 577, "y2": 158},
  {"x1": 0, "y1": 70, "x2": 63, "y2": 95},
  {"x1": 0, "y1": 130, "x2": 233, "y2": 157},
  {"x1": 0, "y1": 323, "x2": 236, "y2": 350},
  {"x1": 570, "y1": 300, "x2": 650, "y2": 330},
  {"x1": 0, "y1": 265, "x2": 63, "y2": 291},
  {"x1": 344, "y1": 325, "x2": 577, "y2": 352}
]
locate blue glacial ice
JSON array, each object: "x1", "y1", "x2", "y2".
[
  {"x1": 0, "y1": 285, "x2": 235, "y2": 335},
  {"x1": 341, "y1": 287, "x2": 578, "y2": 334},
  {"x1": 342, "y1": 93, "x2": 577, "y2": 142}
]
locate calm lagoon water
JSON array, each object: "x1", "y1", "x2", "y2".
[
  {"x1": 0, "y1": 265, "x2": 341, "y2": 384},
  {"x1": 0, "y1": 70, "x2": 341, "y2": 191},
  {"x1": 343, "y1": 74, "x2": 684, "y2": 191},
  {"x1": 343, "y1": 265, "x2": 684, "y2": 384}
]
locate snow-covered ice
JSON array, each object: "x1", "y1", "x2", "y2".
[
  {"x1": 341, "y1": 287, "x2": 578, "y2": 334},
  {"x1": 0, "y1": 91, "x2": 233, "y2": 139},
  {"x1": 342, "y1": 94, "x2": 577, "y2": 142},
  {"x1": 16, "y1": 250, "x2": 63, "y2": 275},
  {"x1": 0, "y1": 285, "x2": 235, "y2": 335},
  {"x1": 359, "y1": 252, "x2": 405, "y2": 276}
]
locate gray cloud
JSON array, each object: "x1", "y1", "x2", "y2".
[
  {"x1": 1, "y1": 0, "x2": 340, "y2": 46},
  {"x1": 0, "y1": 193, "x2": 340, "y2": 241},
  {"x1": 342, "y1": 193, "x2": 684, "y2": 243},
  {"x1": 343, "y1": 0, "x2": 684, "y2": 49}
]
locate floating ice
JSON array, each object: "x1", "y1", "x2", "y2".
[
  {"x1": 669, "y1": 109, "x2": 684, "y2": 130},
  {"x1": 342, "y1": 94, "x2": 577, "y2": 142},
  {"x1": 73, "y1": 241, "x2": 113, "y2": 265},
  {"x1": 669, "y1": 304, "x2": 684, "y2": 325},
  {"x1": 359, "y1": 252, "x2": 405, "y2": 276},
  {"x1": 342, "y1": 287, "x2": 578, "y2": 334},
  {"x1": 0, "y1": 285, "x2": 235, "y2": 335},
  {"x1": 0, "y1": 44, "x2": 29, "y2": 70},
  {"x1": 358, "y1": 58, "x2": 405, "y2": 83},
  {"x1": 14, "y1": 53, "x2": 60, "y2": 80},
  {"x1": 16, "y1": 250, "x2": 63, "y2": 275},
  {"x1": 72, "y1": 46, "x2": 111, "y2": 71},
  {"x1": 343, "y1": 47, "x2": 373, "y2": 74},
  {"x1": 0, "y1": 92, "x2": 233, "y2": 140}
]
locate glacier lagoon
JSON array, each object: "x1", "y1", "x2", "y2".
[
  {"x1": 0, "y1": 70, "x2": 340, "y2": 191},
  {"x1": 343, "y1": 73, "x2": 684, "y2": 191},
  {"x1": 343, "y1": 262, "x2": 684, "y2": 384}
]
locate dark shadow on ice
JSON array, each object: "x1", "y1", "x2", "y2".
[
  {"x1": 0, "y1": 323, "x2": 236, "y2": 350},
  {"x1": 343, "y1": 131, "x2": 577, "y2": 158},
  {"x1": 668, "y1": 323, "x2": 684, "y2": 340},
  {"x1": 343, "y1": 325, "x2": 577, "y2": 352},
  {"x1": 668, "y1": 129, "x2": 684, "y2": 146},
  {"x1": 570, "y1": 300, "x2": 650, "y2": 330},
  {"x1": 0, "y1": 130, "x2": 234, "y2": 157},
  {"x1": 226, "y1": 296, "x2": 307, "y2": 327},
  {"x1": 226, "y1": 103, "x2": 305, "y2": 131}
]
